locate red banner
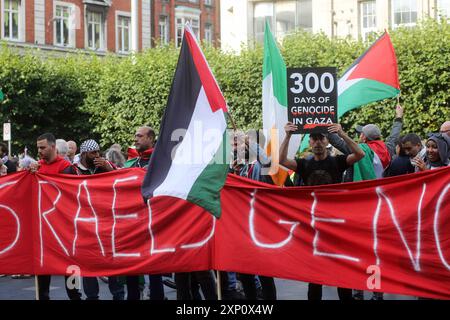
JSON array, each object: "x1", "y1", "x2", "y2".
[{"x1": 0, "y1": 168, "x2": 449, "y2": 299}]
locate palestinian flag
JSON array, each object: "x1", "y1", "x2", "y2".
[
  {"x1": 141, "y1": 24, "x2": 229, "y2": 218},
  {"x1": 262, "y1": 21, "x2": 301, "y2": 186},
  {"x1": 300, "y1": 32, "x2": 400, "y2": 151},
  {"x1": 337, "y1": 31, "x2": 400, "y2": 117}
]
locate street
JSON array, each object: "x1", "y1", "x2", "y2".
[{"x1": 0, "y1": 275, "x2": 414, "y2": 300}]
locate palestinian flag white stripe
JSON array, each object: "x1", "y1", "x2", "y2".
[{"x1": 142, "y1": 24, "x2": 229, "y2": 218}]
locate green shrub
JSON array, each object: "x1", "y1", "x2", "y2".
[{"x1": 0, "y1": 18, "x2": 448, "y2": 156}]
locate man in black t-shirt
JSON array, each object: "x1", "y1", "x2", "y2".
[
  {"x1": 280, "y1": 123, "x2": 364, "y2": 187},
  {"x1": 279, "y1": 122, "x2": 365, "y2": 300}
]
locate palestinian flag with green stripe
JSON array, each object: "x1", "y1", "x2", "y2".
[
  {"x1": 337, "y1": 32, "x2": 400, "y2": 117},
  {"x1": 142, "y1": 24, "x2": 229, "y2": 218},
  {"x1": 300, "y1": 32, "x2": 400, "y2": 151}
]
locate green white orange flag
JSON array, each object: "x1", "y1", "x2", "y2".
[
  {"x1": 300, "y1": 32, "x2": 400, "y2": 151},
  {"x1": 262, "y1": 21, "x2": 301, "y2": 185}
]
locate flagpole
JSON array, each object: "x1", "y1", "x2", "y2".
[
  {"x1": 216, "y1": 270, "x2": 222, "y2": 300},
  {"x1": 226, "y1": 112, "x2": 237, "y2": 131},
  {"x1": 35, "y1": 275, "x2": 39, "y2": 300}
]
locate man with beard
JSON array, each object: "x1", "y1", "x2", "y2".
[
  {"x1": 125, "y1": 126, "x2": 156, "y2": 169},
  {"x1": 73, "y1": 139, "x2": 115, "y2": 300},
  {"x1": 280, "y1": 123, "x2": 365, "y2": 300},
  {"x1": 123, "y1": 126, "x2": 165, "y2": 300},
  {"x1": 29, "y1": 133, "x2": 82, "y2": 300}
]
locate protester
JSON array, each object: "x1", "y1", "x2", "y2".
[
  {"x1": 67, "y1": 140, "x2": 78, "y2": 164},
  {"x1": 328, "y1": 105, "x2": 404, "y2": 183},
  {"x1": 56, "y1": 139, "x2": 69, "y2": 161},
  {"x1": 68, "y1": 139, "x2": 115, "y2": 300},
  {"x1": 440, "y1": 121, "x2": 450, "y2": 137},
  {"x1": 229, "y1": 130, "x2": 277, "y2": 300},
  {"x1": 29, "y1": 133, "x2": 82, "y2": 300},
  {"x1": 105, "y1": 144, "x2": 126, "y2": 168},
  {"x1": 280, "y1": 122, "x2": 365, "y2": 300},
  {"x1": 412, "y1": 133, "x2": 449, "y2": 170},
  {"x1": 124, "y1": 126, "x2": 164, "y2": 300},
  {"x1": 0, "y1": 142, "x2": 16, "y2": 174},
  {"x1": 384, "y1": 136, "x2": 415, "y2": 177},
  {"x1": 326, "y1": 105, "x2": 403, "y2": 299}
]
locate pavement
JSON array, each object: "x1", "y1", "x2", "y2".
[{"x1": 0, "y1": 275, "x2": 414, "y2": 300}]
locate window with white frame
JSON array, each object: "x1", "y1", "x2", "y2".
[
  {"x1": 2, "y1": 0, "x2": 22, "y2": 41},
  {"x1": 205, "y1": 0, "x2": 213, "y2": 6},
  {"x1": 159, "y1": 16, "x2": 169, "y2": 45},
  {"x1": 254, "y1": 2, "x2": 273, "y2": 43},
  {"x1": 86, "y1": 11, "x2": 105, "y2": 50},
  {"x1": 204, "y1": 23, "x2": 212, "y2": 44},
  {"x1": 117, "y1": 15, "x2": 130, "y2": 53},
  {"x1": 392, "y1": 0, "x2": 417, "y2": 27},
  {"x1": 175, "y1": 16, "x2": 199, "y2": 47},
  {"x1": 54, "y1": 3, "x2": 74, "y2": 47},
  {"x1": 360, "y1": 0, "x2": 376, "y2": 40},
  {"x1": 437, "y1": 0, "x2": 450, "y2": 18}
]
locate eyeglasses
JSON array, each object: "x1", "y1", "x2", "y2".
[{"x1": 440, "y1": 129, "x2": 450, "y2": 134}]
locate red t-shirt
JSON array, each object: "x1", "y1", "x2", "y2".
[{"x1": 38, "y1": 156, "x2": 72, "y2": 174}]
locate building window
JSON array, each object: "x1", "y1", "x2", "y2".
[
  {"x1": 175, "y1": 16, "x2": 199, "y2": 47},
  {"x1": 54, "y1": 4, "x2": 74, "y2": 47},
  {"x1": 392, "y1": 0, "x2": 417, "y2": 27},
  {"x1": 275, "y1": 1, "x2": 296, "y2": 38},
  {"x1": 437, "y1": 0, "x2": 450, "y2": 17},
  {"x1": 2, "y1": 0, "x2": 22, "y2": 41},
  {"x1": 205, "y1": 0, "x2": 213, "y2": 6},
  {"x1": 204, "y1": 23, "x2": 212, "y2": 44},
  {"x1": 188, "y1": 0, "x2": 199, "y2": 3},
  {"x1": 253, "y1": 1, "x2": 312, "y2": 43},
  {"x1": 117, "y1": 15, "x2": 130, "y2": 53},
  {"x1": 159, "y1": 15, "x2": 169, "y2": 45},
  {"x1": 254, "y1": 2, "x2": 273, "y2": 43},
  {"x1": 360, "y1": 1, "x2": 377, "y2": 40},
  {"x1": 86, "y1": 11, "x2": 105, "y2": 50},
  {"x1": 297, "y1": 0, "x2": 313, "y2": 30}
]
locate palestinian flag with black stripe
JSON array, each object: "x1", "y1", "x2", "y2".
[
  {"x1": 142, "y1": 24, "x2": 229, "y2": 218},
  {"x1": 337, "y1": 31, "x2": 400, "y2": 117},
  {"x1": 300, "y1": 32, "x2": 400, "y2": 151}
]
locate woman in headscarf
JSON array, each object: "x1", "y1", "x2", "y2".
[{"x1": 411, "y1": 133, "x2": 449, "y2": 170}]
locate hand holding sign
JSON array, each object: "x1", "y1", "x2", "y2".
[
  {"x1": 284, "y1": 122, "x2": 298, "y2": 137},
  {"x1": 327, "y1": 123, "x2": 344, "y2": 137}
]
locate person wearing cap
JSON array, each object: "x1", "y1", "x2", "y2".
[
  {"x1": 72, "y1": 139, "x2": 116, "y2": 300},
  {"x1": 329, "y1": 105, "x2": 404, "y2": 182},
  {"x1": 280, "y1": 122, "x2": 365, "y2": 300}
]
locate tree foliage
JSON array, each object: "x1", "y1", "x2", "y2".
[{"x1": 0, "y1": 19, "x2": 448, "y2": 156}]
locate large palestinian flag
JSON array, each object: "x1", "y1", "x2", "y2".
[
  {"x1": 262, "y1": 21, "x2": 301, "y2": 185},
  {"x1": 300, "y1": 32, "x2": 400, "y2": 151},
  {"x1": 337, "y1": 32, "x2": 400, "y2": 117},
  {"x1": 142, "y1": 25, "x2": 229, "y2": 218}
]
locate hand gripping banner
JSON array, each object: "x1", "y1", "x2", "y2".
[{"x1": 0, "y1": 167, "x2": 449, "y2": 299}]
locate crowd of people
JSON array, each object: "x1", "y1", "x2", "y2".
[{"x1": 0, "y1": 108, "x2": 449, "y2": 300}]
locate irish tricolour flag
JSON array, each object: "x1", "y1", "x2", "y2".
[
  {"x1": 142, "y1": 25, "x2": 229, "y2": 218},
  {"x1": 262, "y1": 21, "x2": 301, "y2": 185},
  {"x1": 300, "y1": 32, "x2": 400, "y2": 151}
]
